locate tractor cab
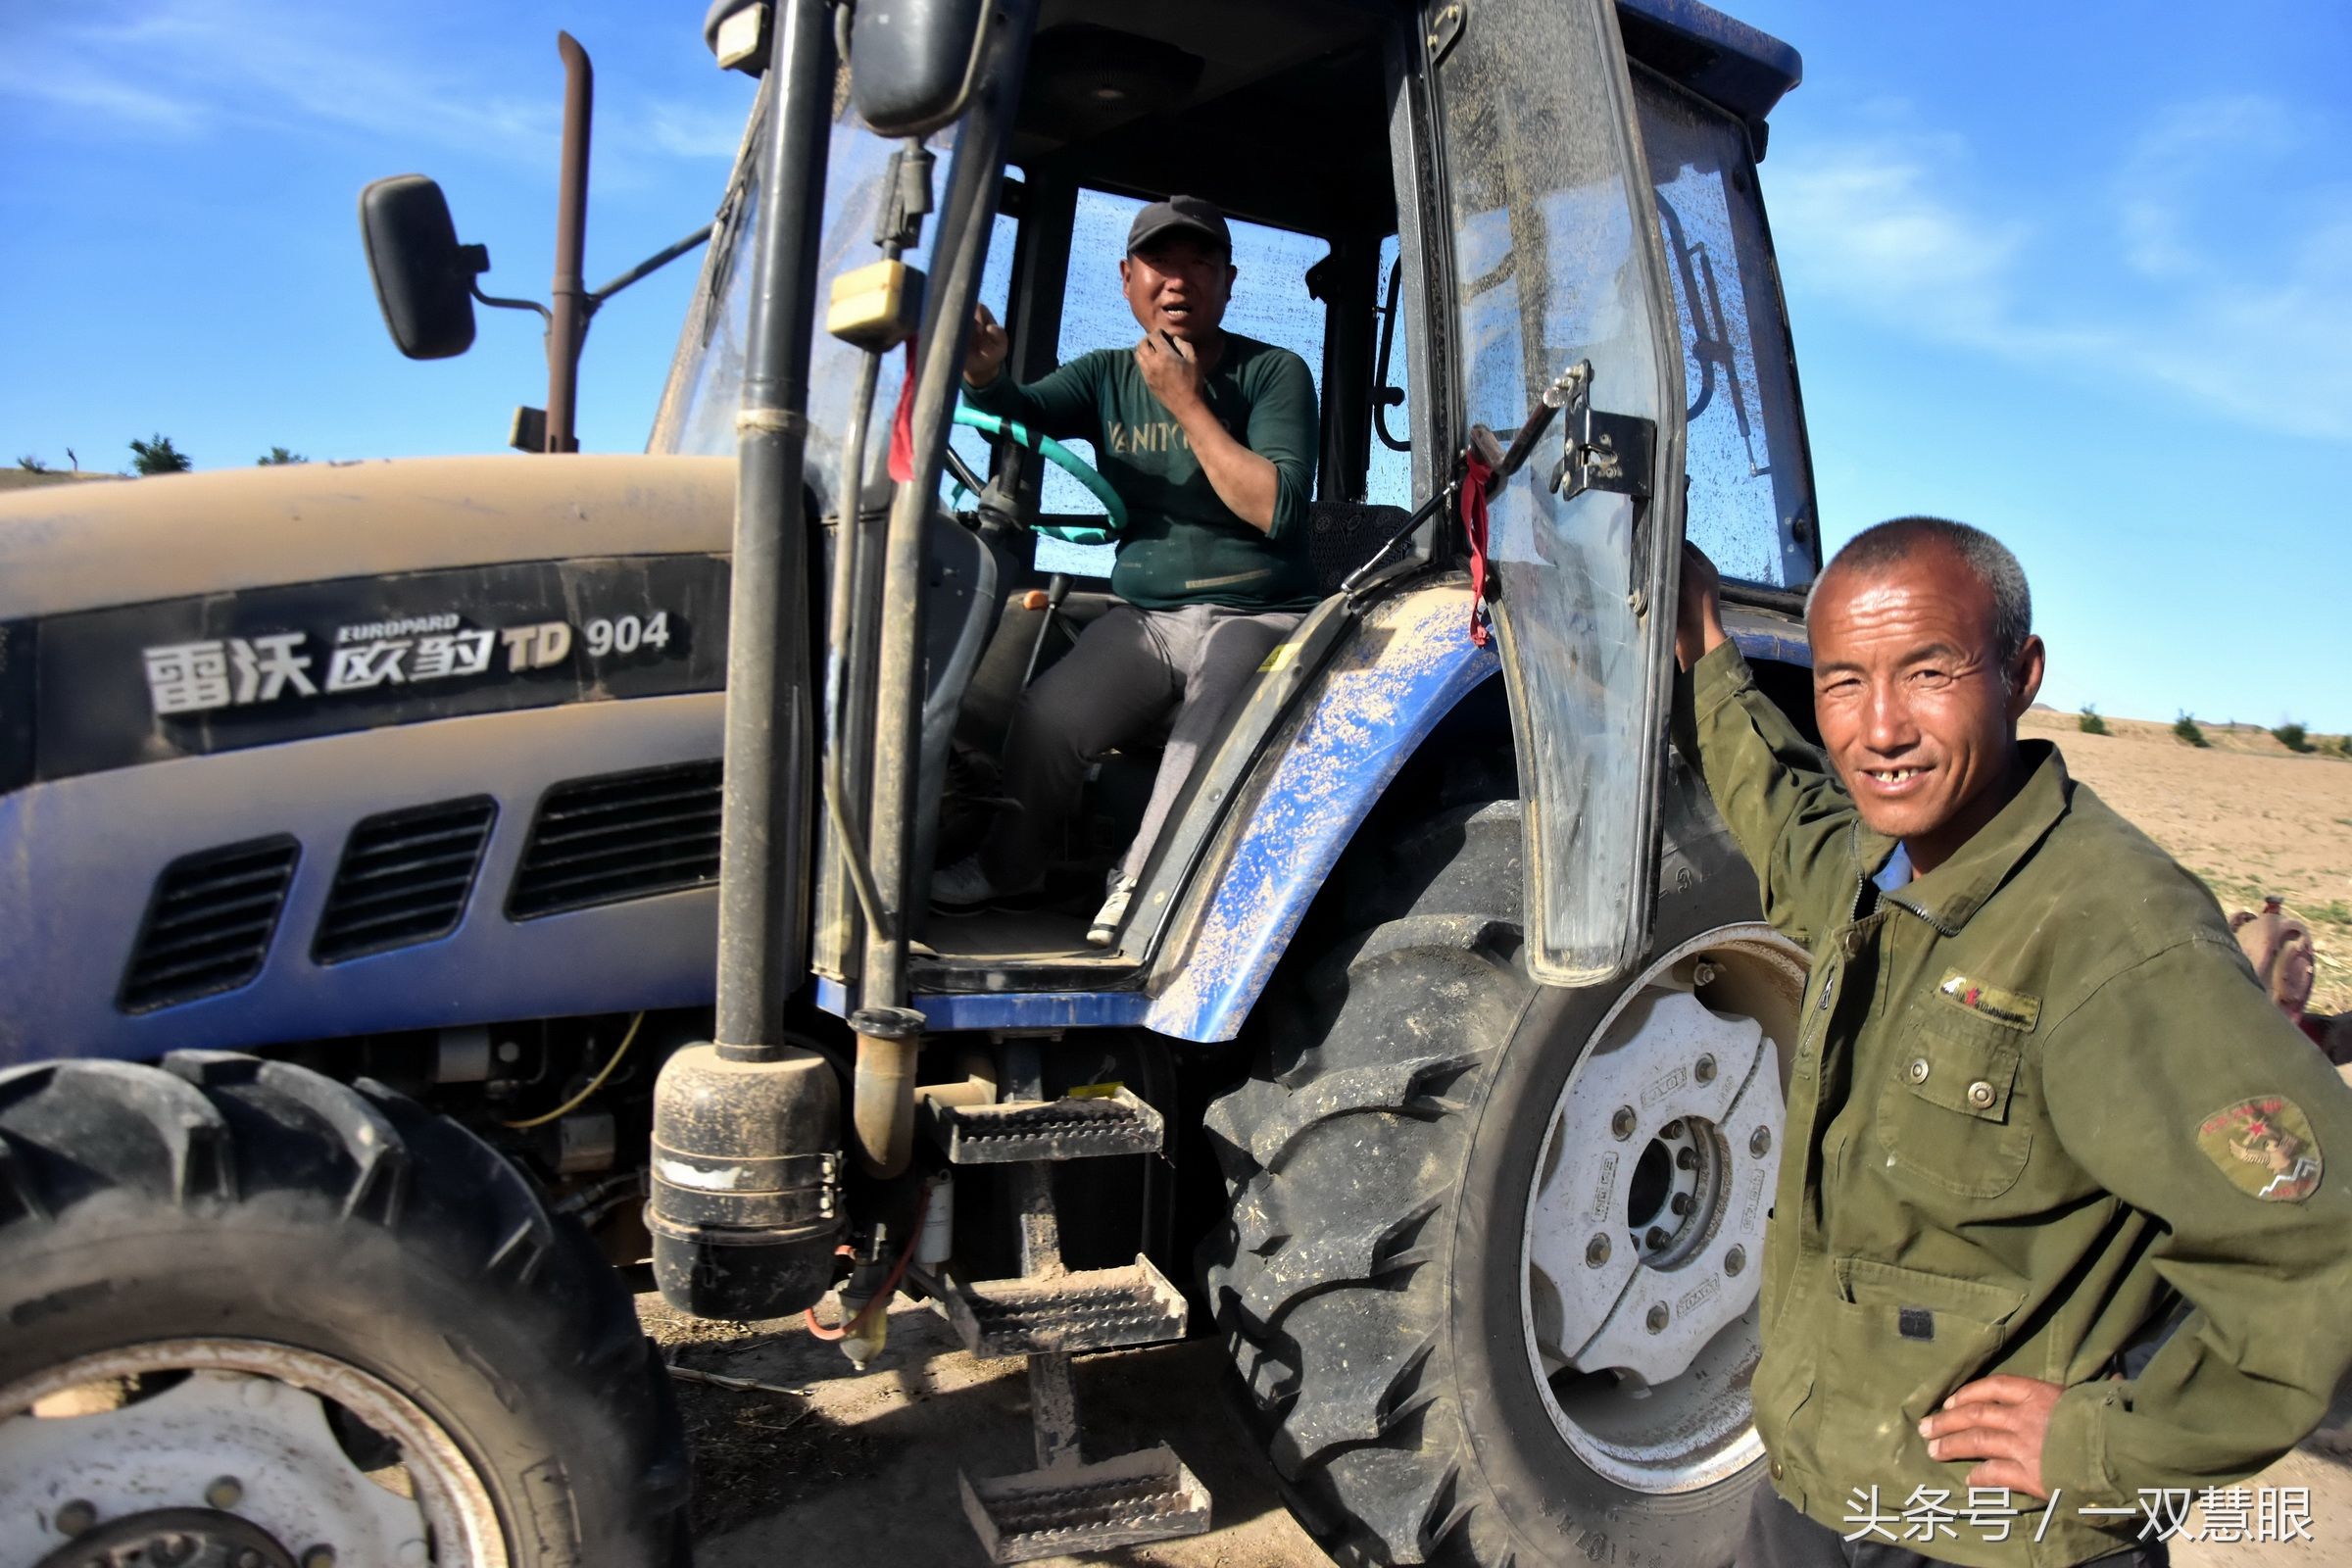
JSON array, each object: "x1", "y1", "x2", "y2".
[{"x1": 654, "y1": 0, "x2": 1816, "y2": 1030}]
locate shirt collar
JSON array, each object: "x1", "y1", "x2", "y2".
[{"x1": 1869, "y1": 740, "x2": 2072, "y2": 935}]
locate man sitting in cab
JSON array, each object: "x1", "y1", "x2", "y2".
[{"x1": 934, "y1": 194, "x2": 1320, "y2": 946}]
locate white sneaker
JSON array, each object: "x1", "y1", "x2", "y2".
[
  {"x1": 1088, "y1": 875, "x2": 1139, "y2": 948},
  {"x1": 930, "y1": 855, "x2": 1000, "y2": 911}
]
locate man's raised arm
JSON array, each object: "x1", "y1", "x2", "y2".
[{"x1": 1674, "y1": 543, "x2": 1869, "y2": 948}]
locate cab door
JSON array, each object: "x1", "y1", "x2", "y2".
[{"x1": 1430, "y1": 0, "x2": 1688, "y2": 986}]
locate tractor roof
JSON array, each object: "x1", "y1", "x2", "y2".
[{"x1": 1618, "y1": 0, "x2": 1804, "y2": 154}]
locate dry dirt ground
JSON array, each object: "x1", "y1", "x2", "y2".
[
  {"x1": 646, "y1": 1296, "x2": 2352, "y2": 1568},
  {"x1": 650, "y1": 719, "x2": 2352, "y2": 1566}
]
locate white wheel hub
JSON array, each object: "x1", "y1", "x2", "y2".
[
  {"x1": 1530, "y1": 984, "x2": 1784, "y2": 1385},
  {"x1": 1520, "y1": 927, "x2": 1806, "y2": 1493},
  {"x1": 0, "y1": 1339, "x2": 507, "y2": 1566}
]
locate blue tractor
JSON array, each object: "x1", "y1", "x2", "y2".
[{"x1": 0, "y1": 1, "x2": 1829, "y2": 1562}]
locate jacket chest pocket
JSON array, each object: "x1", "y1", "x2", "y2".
[{"x1": 1874, "y1": 1009, "x2": 2034, "y2": 1199}]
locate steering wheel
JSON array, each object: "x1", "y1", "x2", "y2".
[{"x1": 952, "y1": 406, "x2": 1125, "y2": 547}]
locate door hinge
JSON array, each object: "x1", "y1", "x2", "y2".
[{"x1": 1547, "y1": 378, "x2": 1654, "y2": 503}]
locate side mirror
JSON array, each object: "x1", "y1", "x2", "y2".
[
  {"x1": 850, "y1": 0, "x2": 987, "y2": 137},
  {"x1": 359, "y1": 174, "x2": 486, "y2": 361}
]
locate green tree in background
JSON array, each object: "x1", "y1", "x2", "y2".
[
  {"x1": 128, "y1": 434, "x2": 192, "y2": 475},
  {"x1": 15, "y1": 455, "x2": 50, "y2": 472},
  {"x1": 257, "y1": 447, "x2": 308, "y2": 466}
]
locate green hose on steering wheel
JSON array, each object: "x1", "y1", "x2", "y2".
[{"x1": 952, "y1": 406, "x2": 1126, "y2": 547}]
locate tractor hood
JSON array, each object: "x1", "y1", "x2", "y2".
[{"x1": 0, "y1": 454, "x2": 734, "y2": 620}]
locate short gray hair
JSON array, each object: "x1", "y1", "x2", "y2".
[{"x1": 1808, "y1": 515, "x2": 2034, "y2": 671}]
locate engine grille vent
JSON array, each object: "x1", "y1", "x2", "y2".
[
  {"x1": 508, "y1": 760, "x2": 722, "y2": 919},
  {"x1": 314, "y1": 797, "x2": 498, "y2": 964},
  {"x1": 120, "y1": 836, "x2": 301, "y2": 1012}
]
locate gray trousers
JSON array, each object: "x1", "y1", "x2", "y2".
[{"x1": 981, "y1": 603, "x2": 1303, "y2": 888}]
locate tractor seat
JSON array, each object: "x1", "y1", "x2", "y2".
[{"x1": 1304, "y1": 501, "x2": 1412, "y2": 595}]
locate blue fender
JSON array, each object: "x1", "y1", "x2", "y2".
[
  {"x1": 1142, "y1": 596, "x2": 1807, "y2": 1042},
  {"x1": 1146, "y1": 585, "x2": 1498, "y2": 1042}
]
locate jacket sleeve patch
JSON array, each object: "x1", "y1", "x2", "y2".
[
  {"x1": 1935, "y1": 970, "x2": 2041, "y2": 1031},
  {"x1": 2197, "y1": 1096, "x2": 2324, "y2": 1202}
]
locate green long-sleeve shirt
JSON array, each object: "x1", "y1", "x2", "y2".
[
  {"x1": 959, "y1": 333, "x2": 1319, "y2": 611},
  {"x1": 1682, "y1": 640, "x2": 2352, "y2": 1568}
]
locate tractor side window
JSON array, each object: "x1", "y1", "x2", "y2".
[
  {"x1": 1033, "y1": 188, "x2": 1333, "y2": 577},
  {"x1": 1364, "y1": 233, "x2": 1414, "y2": 511},
  {"x1": 1635, "y1": 75, "x2": 1817, "y2": 588}
]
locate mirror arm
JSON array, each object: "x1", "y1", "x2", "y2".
[
  {"x1": 470, "y1": 281, "x2": 554, "y2": 329},
  {"x1": 584, "y1": 223, "x2": 717, "y2": 318}
]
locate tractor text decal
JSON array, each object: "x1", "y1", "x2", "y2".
[{"x1": 140, "y1": 612, "x2": 673, "y2": 718}]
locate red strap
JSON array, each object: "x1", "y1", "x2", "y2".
[
  {"x1": 1459, "y1": 450, "x2": 1494, "y2": 648},
  {"x1": 886, "y1": 339, "x2": 918, "y2": 483}
]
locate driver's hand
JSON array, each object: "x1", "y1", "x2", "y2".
[
  {"x1": 1676, "y1": 541, "x2": 1728, "y2": 672},
  {"x1": 1135, "y1": 331, "x2": 1204, "y2": 415},
  {"x1": 965, "y1": 303, "x2": 1009, "y2": 387}
]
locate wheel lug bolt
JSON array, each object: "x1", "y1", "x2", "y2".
[
  {"x1": 303, "y1": 1549, "x2": 338, "y2": 1568},
  {"x1": 1586, "y1": 1233, "x2": 1611, "y2": 1267},
  {"x1": 1694, "y1": 1054, "x2": 1717, "y2": 1084},
  {"x1": 239, "y1": 1554, "x2": 265, "y2": 1568},
  {"x1": 1611, "y1": 1105, "x2": 1636, "y2": 1140},
  {"x1": 1749, "y1": 1127, "x2": 1772, "y2": 1157},
  {"x1": 1726, "y1": 1245, "x2": 1746, "y2": 1276},
  {"x1": 1676, "y1": 1147, "x2": 1698, "y2": 1170},
  {"x1": 206, "y1": 1475, "x2": 244, "y2": 1509},
  {"x1": 1645, "y1": 1302, "x2": 1669, "y2": 1333},
  {"x1": 1661, "y1": 1119, "x2": 1684, "y2": 1139},
  {"x1": 1670, "y1": 1193, "x2": 1692, "y2": 1215},
  {"x1": 1646, "y1": 1225, "x2": 1670, "y2": 1250},
  {"x1": 57, "y1": 1499, "x2": 97, "y2": 1536}
]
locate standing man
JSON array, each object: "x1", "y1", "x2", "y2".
[
  {"x1": 935, "y1": 194, "x2": 1319, "y2": 946},
  {"x1": 1674, "y1": 517, "x2": 2352, "y2": 1568}
]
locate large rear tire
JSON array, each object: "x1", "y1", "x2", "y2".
[
  {"x1": 0, "y1": 1051, "x2": 690, "y2": 1566},
  {"x1": 1201, "y1": 760, "x2": 1807, "y2": 1567}
]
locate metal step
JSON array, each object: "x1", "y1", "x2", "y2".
[
  {"x1": 927, "y1": 1087, "x2": 1164, "y2": 1164},
  {"x1": 959, "y1": 1444, "x2": 1212, "y2": 1564},
  {"x1": 944, "y1": 1256, "x2": 1187, "y2": 1357}
]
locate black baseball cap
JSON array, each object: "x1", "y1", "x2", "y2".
[{"x1": 1126, "y1": 194, "x2": 1231, "y2": 258}]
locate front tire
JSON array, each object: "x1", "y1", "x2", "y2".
[
  {"x1": 0, "y1": 1051, "x2": 689, "y2": 1566},
  {"x1": 1201, "y1": 763, "x2": 1806, "y2": 1567}
]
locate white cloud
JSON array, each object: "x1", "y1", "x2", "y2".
[
  {"x1": 638, "y1": 101, "x2": 757, "y2": 162},
  {"x1": 2114, "y1": 95, "x2": 2302, "y2": 278},
  {"x1": 0, "y1": 55, "x2": 208, "y2": 132},
  {"x1": 0, "y1": 1, "x2": 739, "y2": 172},
  {"x1": 1768, "y1": 101, "x2": 2352, "y2": 443}
]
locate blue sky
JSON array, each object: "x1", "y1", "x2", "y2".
[{"x1": 4, "y1": 1, "x2": 2346, "y2": 727}]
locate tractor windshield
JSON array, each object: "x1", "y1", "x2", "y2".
[
  {"x1": 1634, "y1": 74, "x2": 1817, "y2": 590},
  {"x1": 651, "y1": 83, "x2": 942, "y2": 519}
]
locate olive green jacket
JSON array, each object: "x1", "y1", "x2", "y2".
[{"x1": 1682, "y1": 641, "x2": 2352, "y2": 1568}]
